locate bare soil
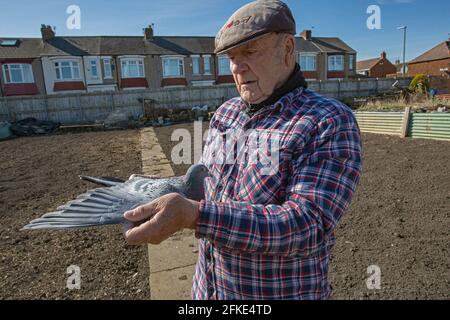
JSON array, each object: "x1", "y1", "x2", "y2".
[
  {"x1": 0, "y1": 130, "x2": 150, "y2": 299},
  {"x1": 0, "y1": 124, "x2": 449, "y2": 300}
]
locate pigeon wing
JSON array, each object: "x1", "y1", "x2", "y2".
[{"x1": 21, "y1": 177, "x2": 185, "y2": 230}]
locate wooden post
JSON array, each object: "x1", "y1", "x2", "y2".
[{"x1": 400, "y1": 106, "x2": 411, "y2": 138}]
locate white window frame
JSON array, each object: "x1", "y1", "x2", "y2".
[
  {"x1": 102, "y1": 58, "x2": 113, "y2": 79},
  {"x1": 203, "y1": 55, "x2": 211, "y2": 75},
  {"x1": 89, "y1": 59, "x2": 99, "y2": 79},
  {"x1": 162, "y1": 56, "x2": 185, "y2": 78},
  {"x1": 120, "y1": 58, "x2": 145, "y2": 79},
  {"x1": 328, "y1": 55, "x2": 344, "y2": 71},
  {"x1": 349, "y1": 55, "x2": 355, "y2": 70},
  {"x1": 218, "y1": 55, "x2": 232, "y2": 75},
  {"x1": 2, "y1": 63, "x2": 34, "y2": 84},
  {"x1": 191, "y1": 55, "x2": 200, "y2": 75},
  {"x1": 54, "y1": 60, "x2": 81, "y2": 81},
  {"x1": 297, "y1": 53, "x2": 317, "y2": 71}
]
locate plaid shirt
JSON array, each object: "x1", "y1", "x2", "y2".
[{"x1": 192, "y1": 87, "x2": 362, "y2": 300}]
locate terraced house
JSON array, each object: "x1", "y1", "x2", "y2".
[{"x1": 0, "y1": 26, "x2": 356, "y2": 96}]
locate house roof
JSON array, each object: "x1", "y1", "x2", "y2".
[
  {"x1": 295, "y1": 37, "x2": 356, "y2": 54},
  {"x1": 409, "y1": 40, "x2": 450, "y2": 64},
  {"x1": 356, "y1": 58, "x2": 380, "y2": 71},
  {"x1": 0, "y1": 34, "x2": 355, "y2": 59},
  {"x1": 0, "y1": 38, "x2": 43, "y2": 58}
]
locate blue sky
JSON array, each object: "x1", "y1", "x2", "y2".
[{"x1": 0, "y1": 0, "x2": 449, "y2": 62}]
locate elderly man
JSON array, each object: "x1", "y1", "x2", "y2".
[{"x1": 124, "y1": 0, "x2": 362, "y2": 300}]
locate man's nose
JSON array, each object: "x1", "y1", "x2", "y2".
[{"x1": 230, "y1": 57, "x2": 249, "y2": 74}]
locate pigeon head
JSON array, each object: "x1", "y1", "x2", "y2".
[{"x1": 183, "y1": 164, "x2": 210, "y2": 201}]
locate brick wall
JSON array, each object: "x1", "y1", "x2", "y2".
[
  {"x1": 408, "y1": 58, "x2": 450, "y2": 76},
  {"x1": 429, "y1": 75, "x2": 450, "y2": 93},
  {"x1": 369, "y1": 59, "x2": 397, "y2": 78}
]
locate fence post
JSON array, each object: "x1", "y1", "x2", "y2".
[
  {"x1": 400, "y1": 106, "x2": 411, "y2": 138},
  {"x1": 44, "y1": 95, "x2": 50, "y2": 121},
  {"x1": 337, "y1": 79, "x2": 341, "y2": 100},
  {"x1": 77, "y1": 95, "x2": 84, "y2": 123},
  {"x1": 357, "y1": 78, "x2": 361, "y2": 97},
  {"x1": 5, "y1": 97, "x2": 12, "y2": 122},
  {"x1": 110, "y1": 92, "x2": 115, "y2": 112}
]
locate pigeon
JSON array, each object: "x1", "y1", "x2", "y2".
[{"x1": 21, "y1": 164, "x2": 209, "y2": 230}]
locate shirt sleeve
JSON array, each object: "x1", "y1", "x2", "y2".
[{"x1": 195, "y1": 109, "x2": 363, "y2": 257}]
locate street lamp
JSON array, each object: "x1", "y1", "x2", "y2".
[{"x1": 397, "y1": 26, "x2": 407, "y2": 75}]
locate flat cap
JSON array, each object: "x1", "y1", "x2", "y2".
[{"x1": 215, "y1": 0, "x2": 296, "y2": 54}]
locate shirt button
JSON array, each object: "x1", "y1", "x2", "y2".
[{"x1": 217, "y1": 184, "x2": 223, "y2": 190}]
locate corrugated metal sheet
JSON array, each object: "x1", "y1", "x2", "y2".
[
  {"x1": 409, "y1": 113, "x2": 450, "y2": 141},
  {"x1": 354, "y1": 112, "x2": 404, "y2": 136}
]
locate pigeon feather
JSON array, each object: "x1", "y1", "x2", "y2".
[{"x1": 22, "y1": 164, "x2": 209, "y2": 230}]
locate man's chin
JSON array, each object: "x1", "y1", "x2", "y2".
[{"x1": 240, "y1": 94, "x2": 265, "y2": 105}]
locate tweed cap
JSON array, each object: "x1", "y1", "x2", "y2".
[{"x1": 215, "y1": 0, "x2": 296, "y2": 54}]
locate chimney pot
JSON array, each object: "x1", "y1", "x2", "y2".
[
  {"x1": 300, "y1": 29, "x2": 312, "y2": 41},
  {"x1": 381, "y1": 51, "x2": 387, "y2": 59},
  {"x1": 41, "y1": 24, "x2": 55, "y2": 42},
  {"x1": 144, "y1": 25, "x2": 154, "y2": 41}
]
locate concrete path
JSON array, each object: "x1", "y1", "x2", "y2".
[{"x1": 140, "y1": 127, "x2": 198, "y2": 300}]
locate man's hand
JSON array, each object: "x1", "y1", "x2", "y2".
[{"x1": 123, "y1": 193, "x2": 199, "y2": 245}]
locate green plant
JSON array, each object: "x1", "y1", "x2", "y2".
[{"x1": 409, "y1": 74, "x2": 430, "y2": 94}]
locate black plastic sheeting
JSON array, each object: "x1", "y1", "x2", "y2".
[{"x1": 10, "y1": 118, "x2": 60, "y2": 136}]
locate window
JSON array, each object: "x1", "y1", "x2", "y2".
[
  {"x1": 191, "y1": 56, "x2": 200, "y2": 75},
  {"x1": 54, "y1": 61, "x2": 81, "y2": 80},
  {"x1": 162, "y1": 57, "x2": 184, "y2": 78},
  {"x1": 203, "y1": 55, "x2": 211, "y2": 75},
  {"x1": 298, "y1": 54, "x2": 316, "y2": 71},
  {"x1": 328, "y1": 55, "x2": 344, "y2": 71},
  {"x1": 2, "y1": 63, "x2": 34, "y2": 83},
  {"x1": 103, "y1": 58, "x2": 113, "y2": 79},
  {"x1": 90, "y1": 59, "x2": 98, "y2": 79},
  {"x1": 0, "y1": 39, "x2": 19, "y2": 47},
  {"x1": 349, "y1": 55, "x2": 355, "y2": 70},
  {"x1": 218, "y1": 56, "x2": 232, "y2": 75},
  {"x1": 121, "y1": 59, "x2": 144, "y2": 78}
]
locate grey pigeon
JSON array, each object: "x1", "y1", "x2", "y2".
[{"x1": 21, "y1": 164, "x2": 209, "y2": 230}]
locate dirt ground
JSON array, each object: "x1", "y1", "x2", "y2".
[
  {"x1": 0, "y1": 124, "x2": 449, "y2": 300},
  {"x1": 0, "y1": 130, "x2": 150, "y2": 299},
  {"x1": 154, "y1": 123, "x2": 450, "y2": 300}
]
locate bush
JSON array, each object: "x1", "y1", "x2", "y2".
[{"x1": 409, "y1": 74, "x2": 430, "y2": 94}]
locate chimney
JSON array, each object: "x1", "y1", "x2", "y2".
[
  {"x1": 300, "y1": 29, "x2": 312, "y2": 41},
  {"x1": 144, "y1": 25, "x2": 154, "y2": 41},
  {"x1": 380, "y1": 51, "x2": 387, "y2": 59},
  {"x1": 40, "y1": 24, "x2": 55, "y2": 42}
]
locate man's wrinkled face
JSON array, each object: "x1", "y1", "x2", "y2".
[{"x1": 227, "y1": 32, "x2": 287, "y2": 104}]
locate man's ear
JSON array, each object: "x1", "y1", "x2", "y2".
[{"x1": 284, "y1": 35, "x2": 295, "y2": 67}]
